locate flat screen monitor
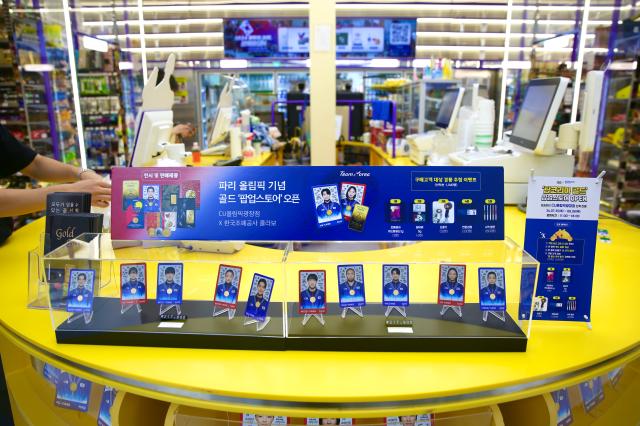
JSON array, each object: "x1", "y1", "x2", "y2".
[
  {"x1": 509, "y1": 78, "x2": 568, "y2": 152},
  {"x1": 435, "y1": 88, "x2": 465, "y2": 131}
]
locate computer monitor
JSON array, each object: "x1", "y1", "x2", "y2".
[
  {"x1": 435, "y1": 88, "x2": 465, "y2": 132},
  {"x1": 509, "y1": 77, "x2": 569, "y2": 154},
  {"x1": 129, "y1": 110, "x2": 174, "y2": 167}
]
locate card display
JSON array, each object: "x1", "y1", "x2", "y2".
[
  {"x1": 337, "y1": 264, "x2": 366, "y2": 308},
  {"x1": 552, "y1": 389, "x2": 573, "y2": 426},
  {"x1": 437, "y1": 264, "x2": 466, "y2": 306},
  {"x1": 478, "y1": 268, "x2": 506, "y2": 311},
  {"x1": 299, "y1": 270, "x2": 327, "y2": 314},
  {"x1": 66, "y1": 269, "x2": 95, "y2": 313},
  {"x1": 98, "y1": 386, "x2": 116, "y2": 426},
  {"x1": 54, "y1": 372, "x2": 91, "y2": 412},
  {"x1": 244, "y1": 273, "x2": 275, "y2": 322},
  {"x1": 579, "y1": 377, "x2": 604, "y2": 412},
  {"x1": 120, "y1": 263, "x2": 147, "y2": 304},
  {"x1": 111, "y1": 166, "x2": 505, "y2": 241},
  {"x1": 47, "y1": 213, "x2": 103, "y2": 253},
  {"x1": 156, "y1": 263, "x2": 183, "y2": 305},
  {"x1": 214, "y1": 264, "x2": 242, "y2": 309},
  {"x1": 382, "y1": 264, "x2": 409, "y2": 307}
]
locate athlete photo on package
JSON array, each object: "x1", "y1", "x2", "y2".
[
  {"x1": 340, "y1": 182, "x2": 366, "y2": 221},
  {"x1": 552, "y1": 388, "x2": 573, "y2": 426},
  {"x1": 478, "y1": 267, "x2": 506, "y2": 311},
  {"x1": 312, "y1": 184, "x2": 343, "y2": 228},
  {"x1": 98, "y1": 386, "x2": 117, "y2": 426},
  {"x1": 385, "y1": 415, "x2": 432, "y2": 426},
  {"x1": 214, "y1": 264, "x2": 242, "y2": 309},
  {"x1": 382, "y1": 265, "x2": 409, "y2": 307},
  {"x1": 120, "y1": 263, "x2": 147, "y2": 305},
  {"x1": 242, "y1": 414, "x2": 288, "y2": 426},
  {"x1": 142, "y1": 184, "x2": 160, "y2": 212},
  {"x1": 337, "y1": 264, "x2": 366, "y2": 308},
  {"x1": 438, "y1": 264, "x2": 466, "y2": 306},
  {"x1": 299, "y1": 270, "x2": 327, "y2": 314},
  {"x1": 244, "y1": 273, "x2": 275, "y2": 322},
  {"x1": 66, "y1": 269, "x2": 95, "y2": 313},
  {"x1": 156, "y1": 263, "x2": 183, "y2": 305},
  {"x1": 54, "y1": 371, "x2": 91, "y2": 412}
]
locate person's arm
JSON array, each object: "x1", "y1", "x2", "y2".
[
  {"x1": 20, "y1": 154, "x2": 101, "y2": 183},
  {"x1": 0, "y1": 179, "x2": 111, "y2": 217}
]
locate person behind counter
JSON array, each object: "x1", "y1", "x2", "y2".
[{"x1": 0, "y1": 124, "x2": 111, "y2": 241}]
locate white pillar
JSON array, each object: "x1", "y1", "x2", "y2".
[{"x1": 309, "y1": 0, "x2": 336, "y2": 165}]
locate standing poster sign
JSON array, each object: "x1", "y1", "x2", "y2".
[{"x1": 524, "y1": 175, "x2": 602, "y2": 323}]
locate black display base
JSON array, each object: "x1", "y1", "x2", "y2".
[{"x1": 55, "y1": 298, "x2": 527, "y2": 352}]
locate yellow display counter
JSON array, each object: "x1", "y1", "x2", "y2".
[
  {"x1": 187, "y1": 148, "x2": 283, "y2": 167},
  {"x1": 339, "y1": 141, "x2": 417, "y2": 166},
  {"x1": 1, "y1": 208, "x2": 639, "y2": 424}
]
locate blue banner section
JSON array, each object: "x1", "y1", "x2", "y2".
[
  {"x1": 112, "y1": 166, "x2": 504, "y2": 241},
  {"x1": 523, "y1": 176, "x2": 601, "y2": 322}
]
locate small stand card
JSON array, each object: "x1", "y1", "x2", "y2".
[
  {"x1": 120, "y1": 263, "x2": 147, "y2": 314},
  {"x1": 438, "y1": 264, "x2": 466, "y2": 318},
  {"x1": 552, "y1": 388, "x2": 573, "y2": 426},
  {"x1": 213, "y1": 264, "x2": 242, "y2": 319},
  {"x1": 54, "y1": 371, "x2": 91, "y2": 412},
  {"x1": 313, "y1": 184, "x2": 343, "y2": 228},
  {"x1": 156, "y1": 263, "x2": 183, "y2": 315},
  {"x1": 340, "y1": 182, "x2": 366, "y2": 221},
  {"x1": 579, "y1": 377, "x2": 604, "y2": 413},
  {"x1": 306, "y1": 418, "x2": 353, "y2": 425},
  {"x1": 299, "y1": 270, "x2": 327, "y2": 326},
  {"x1": 382, "y1": 264, "x2": 409, "y2": 317},
  {"x1": 66, "y1": 269, "x2": 95, "y2": 324},
  {"x1": 385, "y1": 415, "x2": 432, "y2": 426},
  {"x1": 338, "y1": 264, "x2": 366, "y2": 318},
  {"x1": 478, "y1": 267, "x2": 506, "y2": 322},
  {"x1": 47, "y1": 267, "x2": 66, "y2": 309},
  {"x1": 244, "y1": 273, "x2": 275, "y2": 331},
  {"x1": 242, "y1": 414, "x2": 288, "y2": 426},
  {"x1": 98, "y1": 386, "x2": 117, "y2": 426}
]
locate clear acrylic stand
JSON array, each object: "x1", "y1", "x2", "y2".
[
  {"x1": 341, "y1": 307, "x2": 364, "y2": 318},
  {"x1": 440, "y1": 305, "x2": 462, "y2": 318},
  {"x1": 212, "y1": 305, "x2": 236, "y2": 319},
  {"x1": 159, "y1": 304, "x2": 182, "y2": 315},
  {"x1": 244, "y1": 316, "x2": 270, "y2": 331},
  {"x1": 482, "y1": 310, "x2": 506, "y2": 322},
  {"x1": 121, "y1": 303, "x2": 142, "y2": 314},
  {"x1": 302, "y1": 313, "x2": 325, "y2": 326},
  {"x1": 385, "y1": 306, "x2": 407, "y2": 318},
  {"x1": 67, "y1": 311, "x2": 93, "y2": 324}
]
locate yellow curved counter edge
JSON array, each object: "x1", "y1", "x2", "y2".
[{"x1": 0, "y1": 207, "x2": 638, "y2": 417}]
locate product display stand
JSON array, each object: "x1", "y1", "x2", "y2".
[
  {"x1": 440, "y1": 305, "x2": 462, "y2": 318},
  {"x1": 244, "y1": 316, "x2": 271, "y2": 331},
  {"x1": 212, "y1": 305, "x2": 236, "y2": 320},
  {"x1": 302, "y1": 313, "x2": 325, "y2": 326},
  {"x1": 341, "y1": 307, "x2": 364, "y2": 318},
  {"x1": 67, "y1": 311, "x2": 93, "y2": 325},
  {"x1": 121, "y1": 304, "x2": 142, "y2": 314},
  {"x1": 482, "y1": 310, "x2": 505, "y2": 322},
  {"x1": 159, "y1": 304, "x2": 181, "y2": 316},
  {"x1": 385, "y1": 306, "x2": 407, "y2": 318}
]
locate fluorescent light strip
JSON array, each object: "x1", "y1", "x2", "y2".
[
  {"x1": 416, "y1": 17, "x2": 611, "y2": 26},
  {"x1": 73, "y1": 4, "x2": 307, "y2": 13},
  {"x1": 97, "y1": 32, "x2": 223, "y2": 40},
  {"x1": 220, "y1": 59, "x2": 248, "y2": 69},
  {"x1": 122, "y1": 46, "x2": 224, "y2": 53},
  {"x1": 416, "y1": 46, "x2": 608, "y2": 53},
  {"x1": 82, "y1": 18, "x2": 223, "y2": 27},
  {"x1": 82, "y1": 35, "x2": 109, "y2": 52},
  {"x1": 417, "y1": 31, "x2": 595, "y2": 39}
]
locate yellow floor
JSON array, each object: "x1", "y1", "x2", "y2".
[{"x1": 0, "y1": 208, "x2": 639, "y2": 417}]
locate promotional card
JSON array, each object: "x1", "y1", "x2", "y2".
[
  {"x1": 47, "y1": 267, "x2": 66, "y2": 309},
  {"x1": 42, "y1": 363, "x2": 60, "y2": 385},
  {"x1": 242, "y1": 414, "x2": 287, "y2": 426},
  {"x1": 120, "y1": 263, "x2": 147, "y2": 305},
  {"x1": 579, "y1": 377, "x2": 604, "y2": 413},
  {"x1": 54, "y1": 372, "x2": 91, "y2": 412},
  {"x1": 214, "y1": 264, "x2": 242, "y2": 309},
  {"x1": 244, "y1": 273, "x2": 275, "y2": 322},
  {"x1": 181, "y1": 180, "x2": 201, "y2": 209},
  {"x1": 552, "y1": 389, "x2": 573, "y2": 426},
  {"x1": 66, "y1": 269, "x2": 95, "y2": 313},
  {"x1": 177, "y1": 197, "x2": 196, "y2": 228},
  {"x1": 385, "y1": 415, "x2": 432, "y2": 426},
  {"x1": 156, "y1": 263, "x2": 183, "y2": 305},
  {"x1": 98, "y1": 386, "x2": 117, "y2": 426},
  {"x1": 141, "y1": 184, "x2": 160, "y2": 212},
  {"x1": 382, "y1": 264, "x2": 409, "y2": 307},
  {"x1": 478, "y1": 267, "x2": 506, "y2": 311},
  {"x1": 438, "y1": 264, "x2": 466, "y2": 306},
  {"x1": 608, "y1": 367, "x2": 623, "y2": 388},
  {"x1": 337, "y1": 264, "x2": 366, "y2": 308},
  {"x1": 299, "y1": 270, "x2": 327, "y2": 314},
  {"x1": 348, "y1": 204, "x2": 369, "y2": 232},
  {"x1": 313, "y1": 184, "x2": 343, "y2": 228},
  {"x1": 161, "y1": 184, "x2": 180, "y2": 212},
  {"x1": 340, "y1": 182, "x2": 366, "y2": 220},
  {"x1": 306, "y1": 419, "x2": 353, "y2": 425}
]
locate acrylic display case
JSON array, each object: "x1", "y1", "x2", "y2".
[{"x1": 32, "y1": 234, "x2": 539, "y2": 352}]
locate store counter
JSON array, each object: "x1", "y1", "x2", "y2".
[
  {"x1": 1, "y1": 208, "x2": 639, "y2": 421},
  {"x1": 339, "y1": 141, "x2": 417, "y2": 166},
  {"x1": 187, "y1": 148, "x2": 283, "y2": 167}
]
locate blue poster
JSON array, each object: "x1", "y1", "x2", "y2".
[
  {"x1": 54, "y1": 372, "x2": 91, "y2": 412},
  {"x1": 524, "y1": 176, "x2": 601, "y2": 322},
  {"x1": 112, "y1": 166, "x2": 504, "y2": 242},
  {"x1": 552, "y1": 388, "x2": 573, "y2": 426}
]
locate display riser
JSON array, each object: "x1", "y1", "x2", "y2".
[{"x1": 55, "y1": 298, "x2": 527, "y2": 352}]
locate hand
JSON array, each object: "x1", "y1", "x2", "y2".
[
  {"x1": 79, "y1": 169, "x2": 102, "y2": 182},
  {"x1": 66, "y1": 179, "x2": 111, "y2": 207},
  {"x1": 172, "y1": 123, "x2": 195, "y2": 138}
]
